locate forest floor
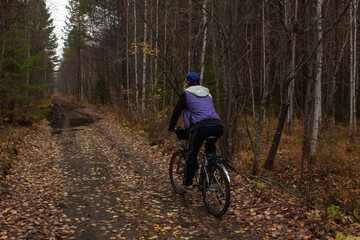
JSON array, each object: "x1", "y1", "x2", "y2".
[{"x1": 0, "y1": 96, "x2": 359, "y2": 239}]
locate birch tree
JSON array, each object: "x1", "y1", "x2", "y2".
[
  {"x1": 304, "y1": 0, "x2": 324, "y2": 204},
  {"x1": 349, "y1": 0, "x2": 358, "y2": 139},
  {"x1": 199, "y1": 0, "x2": 208, "y2": 82},
  {"x1": 310, "y1": 0, "x2": 323, "y2": 159}
]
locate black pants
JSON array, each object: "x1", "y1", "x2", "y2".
[{"x1": 184, "y1": 125, "x2": 223, "y2": 186}]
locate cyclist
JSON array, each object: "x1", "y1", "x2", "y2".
[{"x1": 168, "y1": 72, "x2": 223, "y2": 189}]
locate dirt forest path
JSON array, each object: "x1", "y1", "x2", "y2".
[
  {"x1": 47, "y1": 96, "x2": 324, "y2": 240},
  {"x1": 49, "y1": 96, "x2": 258, "y2": 240},
  {"x1": 2, "y1": 96, "x2": 343, "y2": 239},
  {"x1": 48, "y1": 96, "x2": 249, "y2": 240}
]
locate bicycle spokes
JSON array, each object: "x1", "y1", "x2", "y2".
[
  {"x1": 201, "y1": 164, "x2": 230, "y2": 218},
  {"x1": 169, "y1": 151, "x2": 186, "y2": 195},
  {"x1": 170, "y1": 149, "x2": 230, "y2": 217}
]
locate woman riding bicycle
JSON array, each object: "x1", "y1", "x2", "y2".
[{"x1": 168, "y1": 72, "x2": 223, "y2": 189}]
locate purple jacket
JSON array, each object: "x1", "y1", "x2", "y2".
[{"x1": 168, "y1": 86, "x2": 221, "y2": 131}]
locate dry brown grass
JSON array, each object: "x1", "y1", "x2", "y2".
[
  {"x1": 0, "y1": 124, "x2": 28, "y2": 182},
  {"x1": 112, "y1": 108, "x2": 359, "y2": 214},
  {"x1": 232, "y1": 115, "x2": 360, "y2": 215}
]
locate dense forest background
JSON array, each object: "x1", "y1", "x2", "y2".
[
  {"x1": 1, "y1": 0, "x2": 359, "y2": 220},
  {"x1": 0, "y1": 0, "x2": 58, "y2": 122}
]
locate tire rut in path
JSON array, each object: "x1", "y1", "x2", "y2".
[{"x1": 50, "y1": 97, "x2": 138, "y2": 239}]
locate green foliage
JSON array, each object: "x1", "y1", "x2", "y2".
[
  {"x1": 89, "y1": 78, "x2": 109, "y2": 105},
  {"x1": 63, "y1": 0, "x2": 88, "y2": 51},
  {"x1": 250, "y1": 179, "x2": 265, "y2": 193},
  {"x1": 1, "y1": 35, "x2": 42, "y2": 120},
  {"x1": 336, "y1": 232, "x2": 360, "y2": 240},
  {"x1": 353, "y1": 210, "x2": 359, "y2": 220},
  {"x1": 134, "y1": 129, "x2": 145, "y2": 136},
  {"x1": 327, "y1": 204, "x2": 342, "y2": 220},
  {"x1": 204, "y1": 61, "x2": 216, "y2": 87},
  {"x1": 0, "y1": 0, "x2": 57, "y2": 123}
]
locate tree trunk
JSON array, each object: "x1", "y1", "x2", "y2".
[
  {"x1": 154, "y1": 0, "x2": 159, "y2": 112},
  {"x1": 263, "y1": 81, "x2": 290, "y2": 170},
  {"x1": 162, "y1": 1, "x2": 168, "y2": 111},
  {"x1": 133, "y1": 0, "x2": 139, "y2": 109},
  {"x1": 126, "y1": 0, "x2": 130, "y2": 107},
  {"x1": 0, "y1": 1, "x2": 6, "y2": 79},
  {"x1": 188, "y1": 0, "x2": 192, "y2": 72},
  {"x1": 213, "y1": 0, "x2": 232, "y2": 159},
  {"x1": 300, "y1": 62, "x2": 313, "y2": 190},
  {"x1": 349, "y1": 0, "x2": 358, "y2": 139},
  {"x1": 212, "y1": 32, "x2": 220, "y2": 112},
  {"x1": 355, "y1": 0, "x2": 358, "y2": 134},
  {"x1": 310, "y1": 0, "x2": 323, "y2": 159},
  {"x1": 307, "y1": 0, "x2": 323, "y2": 207},
  {"x1": 200, "y1": 0, "x2": 208, "y2": 82},
  {"x1": 77, "y1": 37, "x2": 81, "y2": 101},
  {"x1": 26, "y1": 26, "x2": 30, "y2": 97},
  {"x1": 286, "y1": 0, "x2": 298, "y2": 133},
  {"x1": 245, "y1": 20, "x2": 255, "y2": 118},
  {"x1": 141, "y1": 0, "x2": 148, "y2": 115},
  {"x1": 253, "y1": 0, "x2": 268, "y2": 175},
  {"x1": 0, "y1": 36, "x2": 5, "y2": 80},
  {"x1": 263, "y1": 0, "x2": 298, "y2": 170},
  {"x1": 328, "y1": 31, "x2": 349, "y2": 185},
  {"x1": 249, "y1": 44, "x2": 255, "y2": 119}
]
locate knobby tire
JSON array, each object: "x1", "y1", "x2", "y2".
[
  {"x1": 169, "y1": 151, "x2": 186, "y2": 195},
  {"x1": 201, "y1": 163, "x2": 230, "y2": 218}
]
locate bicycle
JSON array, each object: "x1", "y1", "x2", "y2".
[{"x1": 169, "y1": 127, "x2": 231, "y2": 218}]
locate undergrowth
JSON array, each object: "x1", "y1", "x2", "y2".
[{"x1": 0, "y1": 98, "x2": 52, "y2": 186}]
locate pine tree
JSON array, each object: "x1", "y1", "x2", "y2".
[{"x1": 0, "y1": 0, "x2": 58, "y2": 122}]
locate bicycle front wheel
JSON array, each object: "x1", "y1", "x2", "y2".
[
  {"x1": 169, "y1": 151, "x2": 186, "y2": 195},
  {"x1": 201, "y1": 164, "x2": 230, "y2": 218}
]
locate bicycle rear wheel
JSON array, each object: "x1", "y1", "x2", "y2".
[
  {"x1": 201, "y1": 164, "x2": 230, "y2": 218},
  {"x1": 169, "y1": 151, "x2": 186, "y2": 195}
]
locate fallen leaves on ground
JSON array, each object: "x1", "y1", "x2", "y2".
[
  {"x1": 0, "y1": 122, "x2": 71, "y2": 239},
  {"x1": 1, "y1": 102, "x2": 359, "y2": 239}
]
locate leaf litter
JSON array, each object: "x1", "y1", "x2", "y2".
[{"x1": 1, "y1": 100, "x2": 359, "y2": 239}]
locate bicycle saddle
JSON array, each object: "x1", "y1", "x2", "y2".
[{"x1": 206, "y1": 136, "x2": 218, "y2": 140}]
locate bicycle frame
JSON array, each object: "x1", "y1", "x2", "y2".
[
  {"x1": 171, "y1": 128, "x2": 231, "y2": 217},
  {"x1": 198, "y1": 150, "x2": 231, "y2": 185},
  {"x1": 177, "y1": 140, "x2": 231, "y2": 184}
]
